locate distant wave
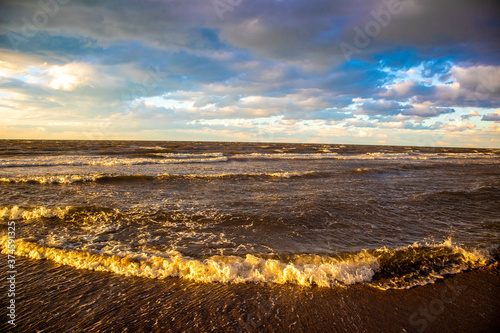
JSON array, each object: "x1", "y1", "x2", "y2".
[
  {"x1": 230, "y1": 152, "x2": 499, "y2": 161},
  {"x1": 158, "y1": 171, "x2": 319, "y2": 180},
  {"x1": 0, "y1": 205, "x2": 119, "y2": 222},
  {"x1": 230, "y1": 153, "x2": 341, "y2": 160},
  {"x1": 346, "y1": 168, "x2": 372, "y2": 173},
  {"x1": 1, "y1": 151, "x2": 497, "y2": 168},
  {"x1": 0, "y1": 171, "x2": 320, "y2": 185},
  {"x1": 0, "y1": 154, "x2": 228, "y2": 168},
  {"x1": 337, "y1": 152, "x2": 498, "y2": 161},
  {"x1": 1, "y1": 174, "x2": 105, "y2": 184},
  {"x1": 0, "y1": 236, "x2": 492, "y2": 289},
  {"x1": 418, "y1": 185, "x2": 500, "y2": 204},
  {"x1": 156, "y1": 152, "x2": 225, "y2": 158}
]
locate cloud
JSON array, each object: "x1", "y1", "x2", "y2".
[
  {"x1": 461, "y1": 110, "x2": 481, "y2": 120},
  {"x1": 379, "y1": 80, "x2": 435, "y2": 100},
  {"x1": 482, "y1": 111, "x2": 500, "y2": 121},
  {"x1": 441, "y1": 122, "x2": 476, "y2": 132},
  {"x1": 401, "y1": 105, "x2": 454, "y2": 117},
  {"x1": 47, "y1": 63, "x2": 93, "y2": 91},
  {"x1": 451, "y1": 66, "x2": 500, "y2": 97},
  {"x1": 355, "y1": 100, "x2": 406, "y2": 115},
  {"x1": 345, "y1": 119, "x2": 377, "y2": 128},
  {"x1": 379, "y1": 65, "x2": 500, "y2": 109},
  {"x1": 0, "y1": 0, "x2": 499, "y2": 146}
]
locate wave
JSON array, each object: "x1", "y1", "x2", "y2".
[
  {"x1": 158, "y1": 171, "x2": 319, "y2": 180},
  {"x1": 0, "y1": 236, "x2": 491, "y2": 289},
  {"x1": 346, "y1": 168, "x2": 371, "y2": 173},
  {"x1": 0, "y1": 174, "x2": 105, "y2": 184},
  {"x1": 0, "y1": 154, "x2": 228, "y2": 168},
  {"x1": 231, "y1": 153, "x2": 341, "y2": 160},
  {"x1": 340, "y1": 152, "x2": 498, "y2": 161},
  {"x1": 368, "y1": 239, "x2": 491, "y2": 289},
  {"x1": 419, "y1": 186, "x2": 500, "y2": 203},
  {"x1": 0, "y1": 206, "x2": 120, "y2": 222},
  {"x1": 157, "y1": 152, "x2": 225, "y2": 158},
  {"x1": 1, "y1": 151, "x2": 497, "y2": 168},
  {"x1": 228, "y1": 152, "x2": 499, "y2": 161},
  {"x1": 0, "y1": 171, "x2": 319, "y2": 185},
  {"x1": 0, "y1": 206, "x2": 72, "y2": 220}
]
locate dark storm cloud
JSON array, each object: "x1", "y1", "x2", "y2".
[{"x1": 3, "y1": 0, "x2": 498, "y2": 65}]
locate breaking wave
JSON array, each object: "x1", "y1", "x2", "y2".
[
  {"x1": 0, "y1": 236, "x2": 491, "y2": 290},
  {"x1": 0, "y1": 171, "x2": 319, "y2": 184},
  {"x1": 231, "y1": 153, "x2": 341, "y2": 160},
  {"x1": 230, "y1": 152, "x2": 498, "y2": 161},
  {"x1": 0, "y1": 154, "x2": 228, "y2": 168},
  {"x1": 1, "y1": 151, "x2": 496, "y2": 169}
]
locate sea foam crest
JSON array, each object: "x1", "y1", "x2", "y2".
[
  {"x1": 0, "y1": 206, "x2": 73, "y2": 220},
  {"x1": 231, "y1": 153, "x2": 340, "y2": 160},
  {"x1": 0, "y1": 174, "x2": 100, "y2": 184},
  {"x1": 156, "y1": 152, "x2": 225, "y2": 158},
  {"x1": 229, "y1": 152, "x2": 499, "y2": 161},
  {"x1": 0, "y1": 171, "x2": 318, "y2": 184},
  {"x1": 0, "y1": 237, "x2": 378, "y2": 287},
  {"x1": 0, "y1": 154, "x2": 228, "y2": 168},
  {"x1": 158, "y1": 171, "x2": 318, "y2": 179},
  {"x1": 0, "y1": 237, "x2": 491, "y2": 289}
]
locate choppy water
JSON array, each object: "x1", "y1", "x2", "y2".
[{"x1": 1, "y1": 140, "x2": 499, "y2": 290}]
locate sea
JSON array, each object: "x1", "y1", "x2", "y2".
[{"x1": 0, "y1": 140, "x2": 499, "y2": 332}]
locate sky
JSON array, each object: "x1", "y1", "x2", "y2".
[{"x1": 0, "y1": 0, "x2": 499, "y2": 147}]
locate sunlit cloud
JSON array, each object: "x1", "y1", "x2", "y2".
[{"x1": 47, "y1": 63, "x2": 93, "y2": 91}]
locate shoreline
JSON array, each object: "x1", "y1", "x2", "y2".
[{"x1": 1, "y1": 256, "x2": 498, "y2": 332}]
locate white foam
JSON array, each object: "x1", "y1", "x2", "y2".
[
  {"x1": 0, "y1": 206, "x2": 73, "y2": 220},
  {"x1": 1, "y1": 152, "x2": 496, "y2": 168},
  {"x1": 231, "y1": 153, "x2": 340, "y2": 160},
  {"x1": 159, "y1": 171, "x2": 317, "y2": 179},
  {"x1": 0, "y1": 170, "x2": 318, "y2": 184},
  {"x1": 0, "y1": 174, "x2": 101, "y2": 184},
  {"x1": 0, "y1": 233, "x2": 491, "y2": 289},
  {"x1": 156, "y1": 152, "x2": 225, "y2": 158},
  {"x1": 229, "y1": 152, "x2": 498, "y2": 161},
  {"x1": 0, "y1": 154, "x2": 228, "y2": 168},
  {"x1": 0, "y1": 236, "x2": 378, "y2": 287}
]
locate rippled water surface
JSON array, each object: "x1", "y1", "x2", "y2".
[{"x1": 1, "y1": 140, "x2": 499, "y2": 290}]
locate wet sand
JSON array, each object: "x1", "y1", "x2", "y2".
[{"x1": 1, "y1": 256, "x2": 498, "y2": 332}]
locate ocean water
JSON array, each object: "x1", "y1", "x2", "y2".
[{"x1": 1, "y1": 140, "x2": 498, "y2": 295}]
